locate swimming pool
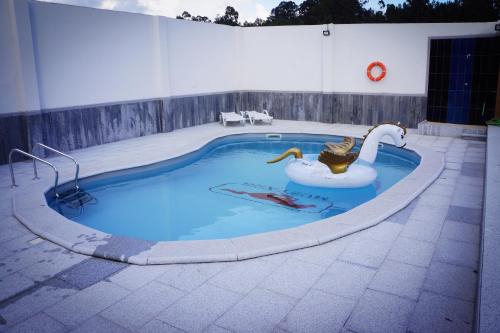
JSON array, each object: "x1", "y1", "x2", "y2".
[{"x1": 47, "y1": 134, "x2": 419, "y2": 241}]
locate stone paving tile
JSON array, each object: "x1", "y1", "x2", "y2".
[
  {"x1": 258, "y1": 251, "x2": 292, "y2": 266},
  {"x1": 19, "y1": 250, "x2": 87, "y2": 283},
  {"x1": 101, "y1": 281, "x2": 184, "y2": 331},
  {"x1": 208, "y1": 258, "x2": 276, "y2": 294},
  {"x1": 445, "y1": 155, "x2": 463, "y2": 163},
  {"x1": 461, "y1": 162, "x2": 485, "y2": 178},
  {"x1": 408, "y1": 292, "x2": 474, "y2": 333},
  {"x1": 423, "y1": 261, "x2": 477, "y2": 302},
  {"x1": 401, "y1": 218, "x2": 443, "y2": 243},
  {"x1": 0, "y1": 242, "x2": 62, "y2": 279},
  {"x1": 445, "y1": 150, "x2": 465, "y2": 158},
  {"x1": 345, "y1": 289, "x2": 416, "y2": 333},
  {"x1": 109, "y1": 265, "x2": 168, "y2": 291},
  {"x1": 206, "y1": 324, "x2": 237, "y2": 333},
  {"x1": 339, "y1": 329, "x2": 359, "y2": 333},
  {"x1": 216, "y1": 288, "x2": 296, "y2": 333},
  {"x1": 8, "y1": 313, "x2": 67, "y2": 333},
  {"x1": 369, "y1": 260, "x2": 427, "y2": 300},
  {"x1": 313, "y1": 260, "x2": 376, "y2": 299},
  {"x1": 157, "y1": 283, "x2": 242, "y2": 333},
  {"x1": 409, "y1": 206, "x2": 447, "y2": 225},
  {"x1": 434, "y1": 239, "x2": 479, "y2": 269},
  {"x1": 440, "y1": 169, "x2": 461, "y2": 180},
  {"x1": 291, "y1": 237, "x2": 348, "y2": 266},
  {"x1": 449, "y1": 143, "x2": 467, "y2": 150},
  {"x1": 0, "y1": 233, "x2": 39, "y2": 253},
  {"x1": 69, "y1": 315, "x2": 132, "y2": 333},
  {"x1": 456, "y1": 175, "x2": 484, "y2": 187},
  {"x1": 451, "y1": 193, "x2": 483, "y2": 209},
  {"x1": 259, "y1": 258, "x2": 326, "y2": 299},
  {"x1": 441, "y1": 220, "x2": 480, "y2": 244},
  {"x1": 445, "y1": 162, "x2": 462, "y2": 170},
  {"x1": 0, "y1": 278, "x2": 77, "y2": 327},
  {"x1": 386, "y1": 199, "x2": 419, "y2": 225},
  {"x1": 0, "y1": 220, "x2": 30, "y2": 244},
  {"x1": 155, "y1": 262, "x2": 226, "y2": 292},
  {"x1": 0, "y1": 245, "x2": 13, "y2": 261},
  {"x1": 454, "y1": 182, "x2": 484, "y2": 197},
  {"x1": 139, "y1": 319, "x2": 185, "y2": 333},
  {"x1": 44, "y1": 281, "x2": 129, "y2": 328},
  {"x1": 56, "y1": 258, "x2": 127, "y2": 290},
  {"x1": 434, "y1": 177, "x2": 456, "y2": 187},
  {"x1": 417, "y1": 193, "x2": 452, "y2": 209},
  {"x1": 468, "y1": 142, "x2": 485, "y2": 149},
  {"x1": 446, "y1": 205, "x2": 482, "y2": 225},
  {"x1": 463, "y1": 154, "x2": 486, "y2": 164},
  {"x1": 387, "y1": 237, "x2": 435, "y2": 267},
  {"x1": 338, "y1": 237, "x2": 392, "y2": 269},
  {"x1": 272, "y1": 327, "x2": 289, "y2": 333},
  {"x1": 356, "y1": 222, "x2": 403, "y2": 243},
  {"x1": 0, "y1": 273, "x2": 35, "y2": 302},
  {"x1": 278, "y1": 289, "x2": 355, "y2": 333}
]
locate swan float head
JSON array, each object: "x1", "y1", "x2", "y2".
[
  {"x1": 363, "y1": 122, "x2": 407, "y2": 148},
  {"x1": 358, "y1": 123, "x2": 407, "y2": 164}
]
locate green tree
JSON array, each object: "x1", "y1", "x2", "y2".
[
  {"x1": 385, "y1": 0, "x2": 434, "y2": 22},
  {"x1": 268, "y1": 1, "x2": 300, "y2": 25},
  {"x1": 298, "y1": 0, "x2": 366, "y2": 24},
  {"x1": 176, "y1": 10, "x2": 211, "y2": 23},
  {"x1": 192, "y1": 15, "x2": 211, "y2": 23},
  {"x1": 461, "y1": 0, "x2": 499, "y2": 21},
  {"x1": 177, "y1": 0, "x2": 499, "y2": 27},
  {"x1": 243, "y1": 18, "x2": 265, "y2": 26},
  {"x1": 214, "y1": 6, "x2": 240, "y2": 26},
  {"x1": 176, "y1": 11, "x2": 191, "y2": 20}
]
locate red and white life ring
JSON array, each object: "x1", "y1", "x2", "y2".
[{"x1": 367, "y1": 61, "x2": 387, "y2": 82}]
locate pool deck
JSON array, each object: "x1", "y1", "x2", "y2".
[{"x1": 0, "y1": 121, "x2": 485, "y2": 333}]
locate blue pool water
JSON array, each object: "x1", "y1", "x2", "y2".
[{"x1": 48, "y1": 134, "x2": 420, "y2": 241}]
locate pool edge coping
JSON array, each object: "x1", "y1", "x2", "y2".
[{"x1": 11, "y1": 129, "x2": 445, "y2": 265}]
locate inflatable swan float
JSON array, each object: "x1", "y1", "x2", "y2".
[{"x1": 268, "y1": 123, "x2": 407, "y2": 188}]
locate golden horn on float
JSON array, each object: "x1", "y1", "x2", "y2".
[{"x1": 267, "y1": 148, "x2": 303, "y2": 164}]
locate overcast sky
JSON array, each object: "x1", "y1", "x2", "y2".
[{"x1": 37, "y1": 0, "x2": 425, "y2": 23}]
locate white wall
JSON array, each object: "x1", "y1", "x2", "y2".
[
  {"x1": 0, "y1": 0, "x2": 39, "y2": 114},
  {"x1": 0, "y1": 0, "x2": 496, "y2": 113},
  {"x1": 239, "y1": 25, "x2": 324, "y2": 92},
  {"x1": 0, "y1": 1, "x2": 19, "y2": 114},
  {"x1": 236, "y1": 22, "x2": 495, "y2": 95},
  {"x1": 29, "y1": 1, "x2": 163, "y2": 109},
  {"x1": 164, "y1": 18, "x2": 238, "y2": 96},
  {"x1": 330, "y1": 23, "x2": 497, "y2": 95}
]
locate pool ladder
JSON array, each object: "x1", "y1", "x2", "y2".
[{"x1": 9, "y1": 144, "x2": 95, "y2": 208}]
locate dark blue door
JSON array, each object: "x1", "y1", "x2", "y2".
[
  {"x1": 427, "y1": 36, "x2": 499, "y2": 125},
  {"x1": 447, "y1": 38, "x2": 475, "y2": 124}
]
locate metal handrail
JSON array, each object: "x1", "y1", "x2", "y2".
[
  {"x1": 34, "y1": 143, "x2": 80, "y2": 190},
  {"x1": 9, "y1": 149, "x2": 60, "y2": 197}
]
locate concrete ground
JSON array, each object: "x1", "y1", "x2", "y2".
[{"x1": 0, "y1": 121, "x2": 485, "y2": 333}]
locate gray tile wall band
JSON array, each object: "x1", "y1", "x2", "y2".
[{"x1": 0, "y1": 91, "x2": 427, "y2": 164}]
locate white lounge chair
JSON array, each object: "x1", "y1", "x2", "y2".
[
  {"x1": 243, "y1": 110, "x2": 273, "y2": 125},
  {"x1": 219, "y1": 112, "x2": 245, "y2": 126}
]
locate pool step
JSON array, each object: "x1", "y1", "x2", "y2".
[
  {"x1": 418, "y1": 120, "x2": 487, "y2": 139},
  {"x1": 58, "y1": 189, "x2": 97, "y2": 209}
]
